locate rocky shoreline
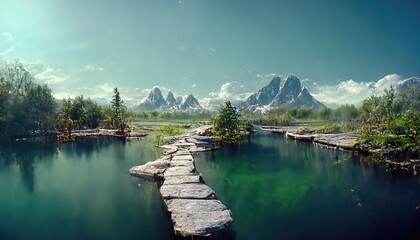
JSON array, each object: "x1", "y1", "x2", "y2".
[
  {"x1": 129, "y1": 126, "x2": 233, "y2": 238},
  {"x1": 261, "y1": 126, "x2": 420, "y2": 174},
  {"x1": 261, "y1": 126, "x2": 359, "y2": 151}
]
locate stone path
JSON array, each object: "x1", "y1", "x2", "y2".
[{"x1": 129, "y1": 131, "x2": 232, "y2": 237}]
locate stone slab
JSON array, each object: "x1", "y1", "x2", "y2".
[
  {"x1": 172, "y1": 155, "x2": 194, "y2": 161},
  {"x1": 171, "y1": 210, "x2": 232, "y2": 237},
  {"x1": 163, "y1": 175, "x2": 201, "y2": 185},
  {"x1": 160, "y1": 183, "x2": 216, "y2": 200},
  {"x1": 164, "y1": 166, "x2": 195, "y2": 177}
]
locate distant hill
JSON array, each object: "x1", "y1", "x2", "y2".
[
  {"x1": 135, "y1": 87, "x2": 202, "y2": 111},
  {"x1": 243, "y1": 74, "x2": 325, "y2": 112}
]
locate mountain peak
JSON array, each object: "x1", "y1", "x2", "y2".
[
  {"x1": 243, "y1": 75, "x2": 281, "y2": 107},
  {"x1": 166, "y1": 91, "x2": 176, "y2": 104},
  {"x1": 181, "y1": 94, "x2": 202, "y2": 110},
  {"x1": 270, "y1": 74, "x2": 303, "y2": 106}
]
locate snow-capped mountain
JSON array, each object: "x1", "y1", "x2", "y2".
[
  {"x1": 396, "y1": 77, "x2": 420, "y2": 92},
  {"x1": 243, "y1": 74, "x2": 325, "y2": 111},
  {"x1": 137, "y1": 87, "x2": 167, "y2": 111},
  {"x1": 243, "y1": 76, "x2": 281, "y2": 107},
  {"x1": 135, "y1": 87, "x2": 202, "y2": 111},
  {"x1": 180, "y1": 94, "x2": 202, "y2": 110}
]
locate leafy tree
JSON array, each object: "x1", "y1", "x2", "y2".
[
  {"x1": 85, "y1": 99, "x2": 103, "y2": 129},
  {"x1": 212, "y1": 101, "x2": 241, "y2": 142},
  {"x1": 70, "y1": 95, "x2": 87, "y2": 129},
  {"x1": 0, "y1": 60, "x2": 56, "y2": 137},
  {"x1": 56, "y1": 98, "x2": 74, "y2": 137},
  {"x1": 110, "y1": 87, "x2": 127, "y2": 131}
]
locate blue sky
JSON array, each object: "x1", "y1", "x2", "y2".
[{"x1": 1, "y1": 0, "x2": 419, "y2": 106}]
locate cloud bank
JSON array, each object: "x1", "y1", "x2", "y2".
[{"x1": 306, "y1": 74, "x2": 404, "y2": 108}]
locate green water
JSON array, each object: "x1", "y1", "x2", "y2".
[
  {"x1": 0, "y1": 132, "x2": 419, "y2": 240},
  {"x1": 194, "y1": 131, "x2": 420, "y2": 239},
  {"x1": 0, "y1": 137, "x2": 173, "y2": 240}
]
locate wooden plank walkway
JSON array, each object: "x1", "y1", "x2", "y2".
[{"x1": 129, "y1": 133, "x2": 232, "y2": 237}]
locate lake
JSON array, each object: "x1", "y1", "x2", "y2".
[{"x1": 0, "y1": 131, "x2": 419, "y2": 239}]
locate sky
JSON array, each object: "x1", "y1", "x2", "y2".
[{"x1": 1, "y1": 0, "x2": 419, "y2": 107}]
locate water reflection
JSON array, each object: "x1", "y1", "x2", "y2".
[{"x1": 0, "y1": 140, "x2": 56, "y2": 192}]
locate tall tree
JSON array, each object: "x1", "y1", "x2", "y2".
[
  {"x1": 56, "y1": 98, "x2": 74, "y2": 137},
  {"x1": 110, "y1": 87, "x2": 127, "y2": 131}
]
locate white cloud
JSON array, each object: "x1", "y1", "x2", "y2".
[
  {"x1": 208, "y1": 48, "x2": 216, "y2": 53},
  {"x1": 1, "y1": 32, "x2": 16, "y2": 56},
  {"x1": 192, "y1": 83, "x2": 197, "y2": 88},
  {"x1": 308, "y1": 74, "x2": 404, "y2": 108},
  {"x1": 26, "y1": 63, "x2": 69, "y2": 85},
  {"x1": 2, "y1": 32, "x2": 14, "y2": 42},
  {"x1": 1, "y1": 46, "x2": 14, "y2": 56},
  {"x1": 84, "y1": 65, "x2": 103, "y2": 71}
]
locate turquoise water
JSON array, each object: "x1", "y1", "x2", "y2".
[
  {"x1": 0, "y1": 132, "x2": 419, "y2": 240},
  {"x1": 195, "y1": 131, "x2": 420, "y2": 239},
  {"x1": 0, "y1": 137, "x2": 173, "y2": 240}
]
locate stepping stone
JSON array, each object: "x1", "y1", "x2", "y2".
[
  {"x1": 160, "y1": 183, "x2": 216, "y2": 200},
  {"x1": 164, "y1": 175, "x2": 201, "y2": 185},
  {"x1": 170, "y1": 160, "x2": 194, "y2": 168},
  {"x1": 172, "y1": 155, "x2": 194, "y2": 161},
  {"x1": 164, "y1": 166, "x2": 195, "y2": 177},
  {"x1": 171, "y1": 210, "x2": 233, "y2": 237}
]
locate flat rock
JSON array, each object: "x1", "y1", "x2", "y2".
[
  {"x1": 315, "y1": 133, "x2": 359, "y2": 149},
  {"x1": 164, "y1": 175, "x2": 201, "y2": 185},
  {"x1": 160, "y1": 183, "x2": 216, "y2": 199},
  {"x1": 129, "y1": 160, "x2": 170, "y2": 177},
  {"x1": 176, "y1": 143, "x2": 195, "y2": 148},
  {"x1": 172, "y1": 150, "x2": 191, "y2": 156},
  {"x1": 172, "y1": 155, "x2": 194, "y2": 161},
  {"x1": 165, "y1": 199, "x2": 228, "y2": 214},
  {"x1": 171, "y1": 210, "x2": 232, "y2": 237},
  {"x1": 170, "y1": 160, "x2": 195, "y2": 167},
  {"x1": 164, "y1": 166, "x2": 195, "y2": 177}
]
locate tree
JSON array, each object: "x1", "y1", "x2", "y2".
[
  {"x1": 212, "y1": 101, "x2": 241, "y2": 142},
  {"x1": 85, "y1": 99, "x2": 103, "y2": 129},
  {"x1": 110, "y1": 87, "x2": 127, "y2": 131},
  {"x1": 319, "y1": 107, "x2": 332, "y2": 121},
  {"x1": 0, "y1": 60, "x2": 56, "y2": 137},
  {"x1": 56, "y1": 98, "x2": 74, "y2": 137},
  {"x1": 359, "y1": 86, "x2": 419, "y2": 157}
]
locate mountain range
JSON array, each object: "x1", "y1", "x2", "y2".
[
  {"x1": 122, "y1": 75, "x2": 419, "y2": 112},
  {"x1": 135, "y1": 87, "x2": 202, "y2": 111},
  {"x1": 243, "y1": 74, "x2": 326, "y2": 111}
]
